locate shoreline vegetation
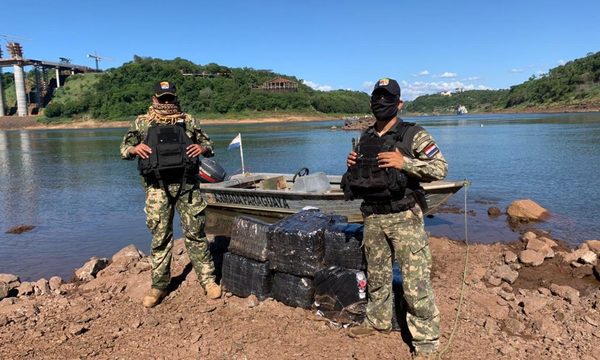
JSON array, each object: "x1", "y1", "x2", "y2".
[{"x1": 1, "y1": 200, "x2": 599, "y2": 358}]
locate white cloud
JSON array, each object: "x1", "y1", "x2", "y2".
[
  {"x1": 412, "y1": 70, "x2": 430, "y2": 77},
  {"x1": 465, "y1": 76, "x2": 481, "y2": 81},
  {"x1": 401, "y1": 80, "x2": 492, "y2": 101},
  {"x1": 303, "y1": 80, "x2": 333, "y2": 92},
  {"x1": 439, "y1": 72, "x2": 458, "y2": 78},
  {"x1": 361, "y1": 80, "x2": 375, "y2": 92},
  {"x1": 558, "y1": 59, "x2": 566, "y2": 65},
  {"x1": 511, "y1": 68, "x2": 525, "y2": 73}
]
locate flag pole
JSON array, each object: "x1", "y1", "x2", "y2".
[{"x1": 239, "y1": 133, "x2": 245, "y2": 174}]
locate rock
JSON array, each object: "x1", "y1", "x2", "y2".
[
  {"x1": 533, "y1": 317, "x2": 563, "y2": 340},
  {"x1": 0, "y1": 282, "x2": 9, "y2": 300},
  {"x1": 538, "y1": 287, "x2": 552, "y2": 296},
  {"x1": 526, "y1": 238, "x2": 554, "y2": 258},
  {"x1": 507, "y1": 199, "x2": 550, "y2": 222},
  {"x1": 17, "y1": 282, "x2": 34, "y2": 296},
  {"x1": 487, "y1": 207, "x2": 501, "y2": 217},
  {"x1": 586, "y1": 240, "x2": 600, "y2": 255},
  {"x1": 112, "y1": 244, "x2": 145, "y2": 265},
  {"x1": 502, "y1": 317, "x2": 525, "y2": 335},
  {"x1": 509, "y1": 263, "x2": 522, "y2": 271},
  {"x1": 498, "y1": 289, "x2": 515, "y2": 302},
  {"x1": 488, "y1": 276, "x2": 502, "y2": 286},
  {"x1": 466, "y1": 267, "x2": 487, "y2": 284},
  {"x1": 0, "y1": 274, "x2": 20, "y2": 289},
  {"x1": 521, "y1": 231, "x2": 537, "y2": 242},
  {"x1": 521, "y1": 296, "x2": 548, "y2": 315},
  {"x1": 550, "y1": 284, "x2": 580, "y2": 305},
  {"x1": 493, "y1": 265, "x2": 519, "y2": 284},
  {"x1": 75, "y1": 257, "x2": 109, "y2": 281},
  {"x1": 503, "y1": 251, "x2": 518, "y2": 264},
  {"x1": 519, "y1": 250, "x2": 545, "y2": 266},
  {"x1": 539, "y1": 237, "x2": 558, "y2": 248},
  {"x1": 594, "y1": 264, "x2": 600, "y2": 281},
  {"x1": 68, "y1": 324, "x2": 87, "y2": 336},
  {"x1": 562, "y1": 248, "x2": 586, "y2": 263},
  {"x1": 0, "y1": 314, "x2": 8, "y2": 327},
  {"x1": 246, "y1": 294, "x2": 259, "y2": 308},
  {"x1": 49, "y1": 276, "x2": 63, "y2": 291},
  {"x1": 579, "y1": 251, "x2": 597, "y2": 265},
  {"x1": 34, "y1": 278, "x2": 51, "y2": 296},
  {"x1": 484, "y1": 318, "x2": 499, "y2": 334},
  {"x1": 6, "y1": 224, "x2": 36, "y2": 234}
]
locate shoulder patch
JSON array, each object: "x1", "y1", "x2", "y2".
[{"x1": 422, "y1": 142, "x2": 440, "y2": 158}]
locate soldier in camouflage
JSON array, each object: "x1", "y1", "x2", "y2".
[
  {"x1": 120, "y1": 81, "x2": 221, "y2": 307},
  {"x1": 347, "y1": 78, "x2": 448, "y2": 359}
]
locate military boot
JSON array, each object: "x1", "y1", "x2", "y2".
[
  {"x1": 142, "y1": 288, "x2": 167, "y2": 308},
  {"x1": 204, "y1": 281, "x2": 221, "y2": 299},
  {"x1": 348, "y1": 322, "x2": 390, "y2": 338},
  {"x1": 412, "y1": 350, "x2": 438, "y2": 360}
]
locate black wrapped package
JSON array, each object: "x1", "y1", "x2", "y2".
[
  {"x1": 313, "y1": 266, "x2": 367, "y2": 325},
  {"x1": 221, "y1": 252, "x2": 272, "y2": 300},
  {"x1": 323, "y1": 223, "x2": 366, "y2": 270},
  {"x1": 272, "y1": 272, "x2": 314, "y2": 309},
  {"x1": 228, "y1": 216, "x2": 272, "y2": 262},
  {"x1": 268, "y1": 210, "x2": 347, "y2": 277}
]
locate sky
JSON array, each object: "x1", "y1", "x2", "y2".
[{"x1": 2, "y1": 0, "x2": 599, "y2": 100}]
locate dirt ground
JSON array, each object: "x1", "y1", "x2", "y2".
[{"x1": 1, "y1": 219, "x2": 599, "y2": 360}]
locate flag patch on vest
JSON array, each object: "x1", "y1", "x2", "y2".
[{"x1": 423, "y1": 143, "x2": 439, "y2": 158}]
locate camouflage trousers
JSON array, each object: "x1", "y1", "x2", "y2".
[
  {"x1": 363, "y1": 205, "x2": 440, "y2": 353},
  {"x1": 144, "y1": 183, "x2": 215, "y2": 290}
]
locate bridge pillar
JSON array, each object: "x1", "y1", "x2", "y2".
[
  {"x1": 13, "y1": 64, "x2": 28, "y2": 116},
  {"x1": 34, "y1": 67, "x2": 42, "y2": 108},
  {"x1": 55, "y1": 68, "x2": 61, "y2": 88},
  {"x1": 0, "y1": 68, "x2": 5, "y2": 116}
]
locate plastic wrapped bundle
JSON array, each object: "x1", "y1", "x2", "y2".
[
  {"x1": 221, "y1": 252, "x2": 272, "y2": 300},
  {"x1": 228, "y1": 216, "x2": 272, "y2": 262},
  {"x1": 272, "y1": 272, "x2": 314, "y2": 309},
  {"x1": 323, "y1": 223, "x2": 366, "y2": 270},
  {"x1": 313, "y1": 266, "x2": 367, "y2": 325},
  {"x1": 268, "y1": 210, "x2": 347, "y2": 277}
]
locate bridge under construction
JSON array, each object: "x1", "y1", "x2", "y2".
[{"x1": 0, "y1": 42, "x2": 99, "y2": 117}]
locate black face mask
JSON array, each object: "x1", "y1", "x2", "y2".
[{"x1": 370, "y1": 94, "x2": 399, "y2": 121}]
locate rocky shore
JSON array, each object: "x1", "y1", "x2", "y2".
[{"x1": 1, "y1": 201, "x2": 599, "y2": 359}]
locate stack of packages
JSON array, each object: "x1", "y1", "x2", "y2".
[
  {"x1": 221, "y1": 215, "x2": 273, "y2": 300},
  {"x1": 222, "y1": 209, "x2": 395, "y2": 327}
]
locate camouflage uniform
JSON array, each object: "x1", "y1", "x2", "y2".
[
  {"x1": 120, "y1": 109, "x2": 216, "y2": 290},
  {"x1": 361, "y1": 122, "x2": 448, "y2": 353}
]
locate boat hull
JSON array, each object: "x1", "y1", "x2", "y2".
[{"x1": 200, "y1": 173, "x2": 463, "y2": 223}]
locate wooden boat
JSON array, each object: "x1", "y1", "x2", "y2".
[{"x1": 200, "y1": 172, "x2": 464, "y2": 223}]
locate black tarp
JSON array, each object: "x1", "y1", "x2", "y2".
[
  {"x1": 268, "y1": 209, "x2": 347, "y2": 277},
  {"x1": 272, "y1": 272, "x2": 314, "y2": 309},
  {"x1": 323, "y1": 223, "x2": 366, "y2": 270},
  {"x1": 228, "y1": 216, "x2": 272, "y2": 262},
  {"x1": 313, "y1": 266, "x2": 367, "y2": 325},
  {"x1": 221, "y1": 252, "x2": 272, "y2": 300}
]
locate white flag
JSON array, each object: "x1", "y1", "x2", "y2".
[{"x1": 228, "y1": 133, "x2": 241, "y2": 150}]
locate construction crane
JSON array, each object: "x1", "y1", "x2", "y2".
[{"x1": 86, "y1": 52, "x2": 112, "y2": 71}]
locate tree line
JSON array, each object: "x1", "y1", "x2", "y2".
[{"x1": 43, "y1": 57, "x2": 370, "y2": 120}]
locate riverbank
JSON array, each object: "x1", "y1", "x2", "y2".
[
  {"x1": 1, "y1": 216, "x2": 599, "y2": 359},
  {"x1": 0, "y1": 115, "x2": 342, "y2": 131}
]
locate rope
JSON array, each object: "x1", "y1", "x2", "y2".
[{"x1": 438, "y1": 179, "x2": 471, "y2": 359}]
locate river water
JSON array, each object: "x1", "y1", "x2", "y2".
[{"x1": 1, "y1": 112, "x2": 599, "y2": 280}]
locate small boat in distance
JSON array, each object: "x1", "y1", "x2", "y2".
[{"x1": 200, "y1": 172, "x2": 464, "y2": 223}]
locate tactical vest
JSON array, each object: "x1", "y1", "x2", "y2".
[
  {"x1": 341, "y1": 122, "x2": 428, "y2": 214},
  {"x1": 138, "y1": 123, "x2": 199, "y2": 202}
]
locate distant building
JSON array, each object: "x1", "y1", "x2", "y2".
[
  {"x1": 252, "y1": 77, "x2": 298, "y2": 92},
  {"x1": 440, "y1": 91, "x2": 452, "y2": 96}
]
